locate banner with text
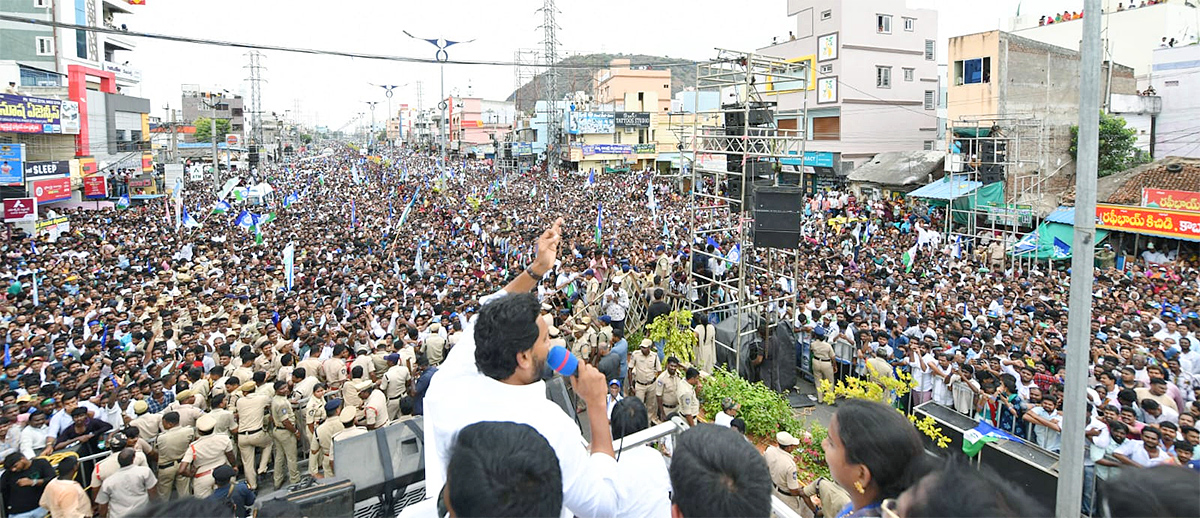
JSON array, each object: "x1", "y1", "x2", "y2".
[
  {"x1": 615, "y1": 111, "x2": 651, "y2": 128},
  {"x1": 83, "y1": 175, "x2": 109, "y2": 199},
  {"x1": 0, "y1": 143, "x2": 25, "y2": 185},
  {"x1": 23, "y1": 160, "x2": 70, "y2": 181},
  {"x1": 0, "y1": 94, "x2": 79, "y2": 134},
  {"x1": 32, "y1": 177, "x2": 71, "y2": 204},
  {"x1": 1142, "y1": 188, "x2": 1200, "y2": 213},
  {"x1": 1096, "y1": 203, "x2": 1200, "y2": 241},
  {"x1": 582, "y1": 144, "x2": 633, "y2": 156},
  {"x1": 3, "y1": 197, "x2": 37, "y2": 223},
  {"x1": 569, "y1": 111, "x2": 615, "y2": 135}
]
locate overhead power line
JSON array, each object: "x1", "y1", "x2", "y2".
[{"x1": 0, "y1": 14, "x2": 700, "y2": 70}]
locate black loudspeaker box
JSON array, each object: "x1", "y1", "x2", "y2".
[{"x1": 753, "y1": 186, "x2": 803, "y2": 250}]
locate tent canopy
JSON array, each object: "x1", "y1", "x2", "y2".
[{"x1": 1011, "y1": 222, "x2": 1109, "y2": 260}]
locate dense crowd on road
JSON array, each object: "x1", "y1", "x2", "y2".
[{"x1": 0, "y1": 143, "x2": 1197, "y2": 518}]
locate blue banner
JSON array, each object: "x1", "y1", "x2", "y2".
[
  {"x1": 0, "y1": 143, "x2": 25, "y2": 186},
  {"x1": 780, "y1": 150, "x2": 835, "y2": 168},
  {"x1": 582, "y1": 144, "x2": 632, "y2": 156}
]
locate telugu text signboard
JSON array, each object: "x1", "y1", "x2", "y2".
[
  {"x1": 1142, "y1": 188, "x2": 1200, "y2": 213},
  {"x1": 0, "y1": 93, "x2": 77, "y2": 134},
  {"x1": 582, "y1": 144, "x2": 633, "y2": 156},
  {"x1": 32, "y1": 177, "x2": 71, "y2": 204},
  {"x1": 1096, "y1": 203, "x2": 1200, "y2": 241},
  {"x1": 3, "y1": 197, "x2": 37, "y2": 223}
]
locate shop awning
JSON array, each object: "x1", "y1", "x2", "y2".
[
  {"x1": 130, "y1": 194, "x2": 165, "y2": 200},
  {"x1": 907, "y1": 176, "x2": 982, "y2": 201},
  {"x1": 1045, "y1": 206, "x2": 1076, "y2": 225}
]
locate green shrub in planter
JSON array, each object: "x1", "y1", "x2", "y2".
[{"x1": 700, "y1": 367, "x2": 801, "y2": 439}]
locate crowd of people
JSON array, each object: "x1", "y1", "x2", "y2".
[{"x1": 0, "y1": 141, "x2": 1197, "y2": 517}]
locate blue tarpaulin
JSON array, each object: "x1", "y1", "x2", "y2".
[{"x1": 907, "y1": 176, "x2": 983, "y2": 201}]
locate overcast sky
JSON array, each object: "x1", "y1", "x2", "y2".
[{"x1": 120, "y1": 0, "x2": 1059, "y2": 130}]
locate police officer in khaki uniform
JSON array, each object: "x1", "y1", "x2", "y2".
[
  {"x1": 810, "y1": 328, "x2": 837, "y2": 404},
  {"x1": 802, "y1": 477, "x2": 852, "y2": 518},
  {"x1": 630, "y1": 339, "x2": 660, "y2": 407},
  {"x1": 208, "y1": 394, "x2": 235, "y2": 436},
  {"x1": 181, "y1": 414, "x2": 236, "y2": 498},
  {"x1": 678, "y1": 367, "x2": 701, "y2": 426},
  {"x1": 379, "y1": 354, "x2": 408, "y2": 419},
  {"x1": 329, "y1": 407, "x2": 368, "y2": 476},
  {"x1": 155, "y1": 411, "x2": 196, "y2": 499},
  {"x1": 297, "y1": 348, "x2": 325, "y2": 382},
  {"x1": 269, "y1": 380, "x2": 301, "y2": 489},
  {"x1": 765, "y1": 431, "x2": 805, "y2": 514},
  {"x1": 655, "y1": 357, "x2": 683, "y2": 422},
  {"x1": 128, "y1": 401, "x2": 163, "y2": 439},
  {"x1": 91, "y1": 433, "x2": 148, "y2": 498},
  {"x1": 232, "y1": 382, "x2": 272, "y2": 490},
  {"x1": 424, "y1": 324, "x2": 447, "y2": 366},
  {"x1": 167, "y1": 390, "x2": 204, "y2": 428},
  {"x1": 314, "y1": 400, "x2": 346, "y2": 478},
  {"x1": 361, "y1": 381, "x2": 389, "y2": 430}
]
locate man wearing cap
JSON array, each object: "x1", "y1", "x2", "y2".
[
  {"x1": 714, "y1": 397, "x2": 739, "y2": 428},
  {"x1": 765, "y1": 431, "x2": 805, "y2": 513},
  {"x1": 811, "y1": 328, "x2": 837, "y2": 403},
  {"x1": 180, "y1": 414, "x2": 235, "y2": 498},
  {"x1": 424, "y1": 323, "x2": 447, "y2": 366},
  {"x1": 166, "y1": 390, "x2": 203, "y2": 428},
  {"x1": 231, "y1": 383, "x2": 271, "y2": 490},
  {"x1": 269, "y1": 380, "x2": 301, "y2": 489},
  {"x1": 655, "y1": 357, "x2": 683, "y2": 423},
  {"x1": 154, "y1": 411, "x2": 195, "y2": 499},
  {"x1": 360, "y1": 380, "x2": 390, "y2": 430},
  {"x1": 630, "y1": 339, "x2": 660, "y2": 408},
  {"x1": 330, "y1": 407, "x2": 368, "y2": 472},
  {"x1": 207, "y1": 465, "x2": 255, "y2": 518},
  {"x1": 380, "y1": 354, "x2": 409, "y2": 420},
  {"x1": 313, "y1": 401, "x2": 346, "y2": 478}
]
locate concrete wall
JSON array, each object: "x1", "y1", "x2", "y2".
[{"x1": 1151, "y1": 45, "x2": 1200, "y2": 157}]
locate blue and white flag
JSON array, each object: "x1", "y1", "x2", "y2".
[
  {"x1": 415, "y1": 243, "x2": 425, "y2": 276},
  {"x1": 234, "y1": 210, "x2": 256, "y2": 230},
  {"x1": 1052, "y1": 236, "x2": 1071, "y2": 258},
  {"x1": 586, "y1": 169, "x2": 596, "y2": 189},
  {"x1": 952, "y1": 235, "x2": 963, "y2": 259},
  {"x1": 116, "y1": 194, "x2": 130, "y2": 210},
  {"x1": 726, "y1": 243, "x2": 741, "y2": 264},
  {"x1": 211, "y1": 200, "x2": 232, "y2": 214},
  {"x1": 283, "y1": 192, "x2": 300, "y2": 207},
  {"x1": 1011, "y1": 231, "x2": 1038, "y2": 256},
  {"x1": 594, "y1": 203, "x2": 603, "y2": 245},
  {"x1": 182, "y1": 207, "x2": 201, "y2": 228},
  {"x1": 706, "y1": 236, "x2": 721, "y2": 252}
]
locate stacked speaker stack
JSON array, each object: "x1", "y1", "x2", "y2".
[{"x1": 724, "y1": 104, "x2": 774, "y2": 213}]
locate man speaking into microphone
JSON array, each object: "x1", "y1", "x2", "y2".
[{"x1": 423, "y1": 217, "x2": 619, "y2": 518}]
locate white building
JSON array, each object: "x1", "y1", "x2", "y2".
[
  {"x1": 1008, "y1": 0, "x2": 1199, "y2": 87},
  {"x1": 1, "y1": 0, "x2": 142, "y2": 90},
  {"x1": 1147, "y1": 44, "x2": 1200, "y2": 157},
  {"x1": 757, "y1": 0, "x2": 940, "y2": 173}
]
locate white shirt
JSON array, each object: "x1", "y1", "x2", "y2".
[
  {"x1": 1114, "y1": 439, "x2": 1173, "y2": 467},
  {"x1": 423, "y1": 293, "x2": 620, "y2": 518},
  {"x1": 19, "y1": 424, "x2": 52, "y2": 459},
  {"x1": 613, "y1": 445, "x2": 673, "y2": 518},
  {"x1": 714, "y1": 411, "x2": 735, "y2": 428}
]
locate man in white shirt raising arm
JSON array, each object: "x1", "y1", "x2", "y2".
[{"x1": 423, "y1": 217, "x2": 620, "y2": 518}]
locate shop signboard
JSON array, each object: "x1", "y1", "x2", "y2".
[
  {"x1": 3, "y1": 197, "x2": 37, "y2": 223},
  {"x1": 141, "y1": 152, "x2": 154, "y2": 172},
  {"x1": 633, "y1": 143, "x2": 657, "y2": 154},
  {"x1": 781, "y1": 150, "x2": 835, "y2": 168},
  {"x1": 83, "y1": 175, "x2": 109, "y2": 199},
  {"x1": 1096, "y1": 203, "x2": 1200, "y2": 241},
  {"x1": 23, "y1": 160, "x2": 70, "y2": 180},
  {"x1": 614, "y1": 111, "x2": 651, "y2": 128},
  {"x1": 1142, "y1": 188, "x2": 1200, "y2": 213},
  {"x1": 582, "y1": 144, "x2": 632, "y2": 156},
  {"x1": 984, "y1": 202, "x2": 1034, "y2": 227},
  {"x1": 0, "y1": 143, "x2": 25, "y2": 185},
  {"x1": 0, "y1": 94, "x2": 76, "y2": 134},
  {"x1": 32, "y1": 177, "x2": 71, "y2": 204},
  {"x1": 568, "y1": 111, "x2": 615, "y2": 135}
]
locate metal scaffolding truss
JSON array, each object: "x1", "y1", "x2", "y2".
[
  {"x1": 681, "y1": 49, "x2": 809, "y2": 378},
  {"x1": 944, "y1": 115, "x2": 1046, "y2": 271}
]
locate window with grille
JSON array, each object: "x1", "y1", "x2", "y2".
[
  {"x1": 876, "y1": 66, "x2": 891, "y2": 88},
  {"x1": 924, "y1": 91, "x2": 936, "y2": 110},
  {"x1": 925, "y1": 40, "x2": 936, "y2": 61}
]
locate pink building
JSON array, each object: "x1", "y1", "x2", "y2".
[{"x1": 448, "y1": 97, "x2": 516, "y2": 155}]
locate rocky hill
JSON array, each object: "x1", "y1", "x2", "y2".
[{"x1": 508, "y1": 53, "x2": 698, "y2": 113}]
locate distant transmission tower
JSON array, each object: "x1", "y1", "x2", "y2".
[
  {"x1": 245, "y1": 51, "x2": 267, "y2": 148},
  {"x1": 538, "y1": 0, "x2": 561, "y2": 176}
]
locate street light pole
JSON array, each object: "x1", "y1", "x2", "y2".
[
  {"x1": 365, "y1": 101, "x2": 378, "y2": 150},
  {"x1": 403, "y1": 30, "x2": 475, "y2": 172}
]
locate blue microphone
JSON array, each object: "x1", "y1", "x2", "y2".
[{"x1": 546, "y1": 345, "x2": 578, "y2": 377}]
